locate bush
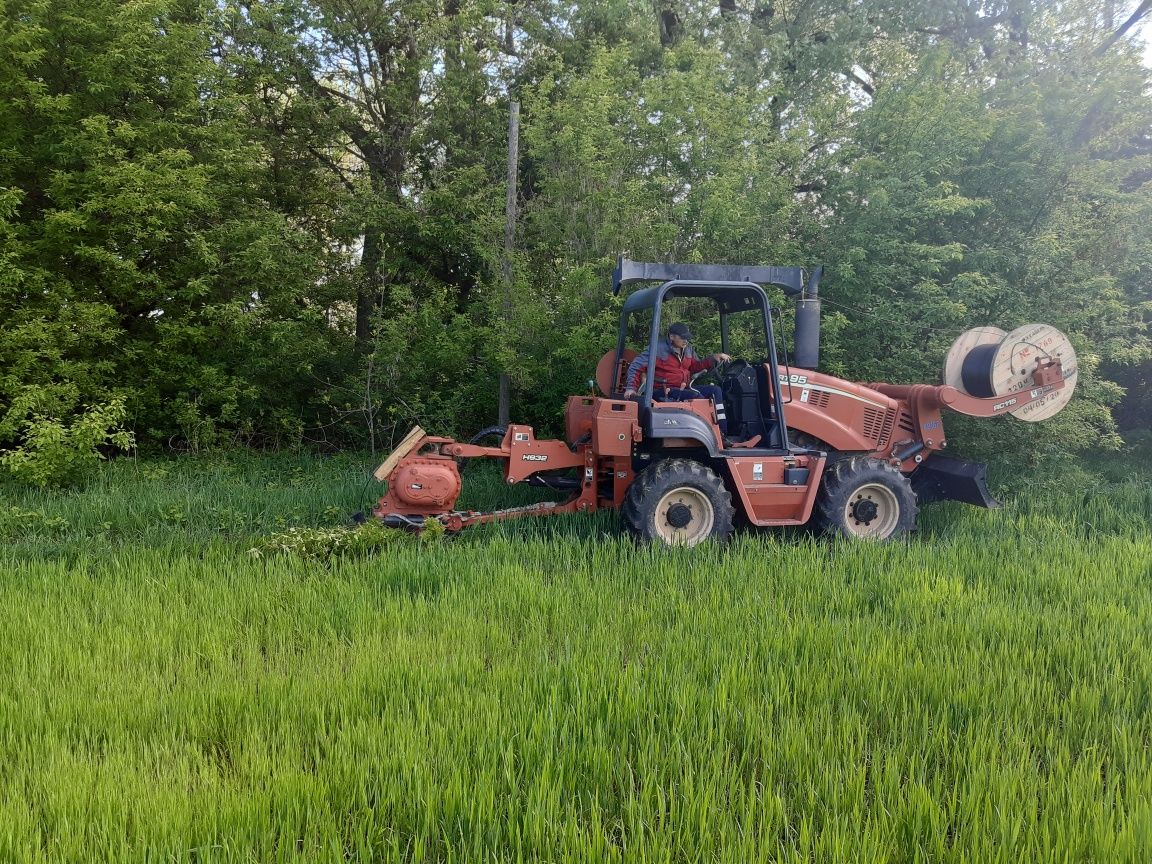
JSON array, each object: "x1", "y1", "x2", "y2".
[
  {"x1": 249, "y1": 518, "x2": 444, "y2": 562},
  {"x1": 0, "y1": 398, "x2": 135, "y2": 489}
]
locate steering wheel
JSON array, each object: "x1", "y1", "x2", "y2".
[
  {"x1": 691, "y1": 358, "x2": 748, "y2": 389},
  {"x1": 721, "y1": 359, "x2": 750, "y2": 380}
]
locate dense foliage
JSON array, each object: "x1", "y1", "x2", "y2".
[{"x1": 1, "y1": 0, "x2": 1149, "y2": 471}]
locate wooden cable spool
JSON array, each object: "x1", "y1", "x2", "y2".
[{"x1": 943, "y1": 324, "x2": 1078, "y2": 421}]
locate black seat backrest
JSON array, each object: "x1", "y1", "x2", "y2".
[
  {"x1": 753, "y1": 363, "x2": 782, "y2": 448},
  {"x1": 722, "y1": 364, "x2": 762, "y2": 440}
]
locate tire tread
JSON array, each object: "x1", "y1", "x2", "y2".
[
  {"x1": 815, "y1": 455, "x2": 918, "y2": 540},
  {"x1": 622, "y1": 458, "x2": 735, "y2": 545}
]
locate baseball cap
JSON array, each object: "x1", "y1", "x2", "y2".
[{"x1": 668, "y1": 322, "x2": 693, "y2": 341}]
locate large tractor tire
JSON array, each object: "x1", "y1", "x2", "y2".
[
  {"x1": 815, "y1": 456, "x2": 918, "y2": 541},
  {"x1": 457, "y1": 426, "x2": 507, "y2": 474},
  {"x1": 622, "y1": 459, "x2": 735, "y2": 547},
  {"x1": 469, "y1": 426, "x2": 507, "y2": 446}
]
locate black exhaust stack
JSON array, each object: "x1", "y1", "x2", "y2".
[{"x1": 793, "y1": 266, "x2": 822, "y2": 370}]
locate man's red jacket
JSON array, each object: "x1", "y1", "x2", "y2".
[{"x1": 626, "y1": 338, "x2": 715, "y2": 392}]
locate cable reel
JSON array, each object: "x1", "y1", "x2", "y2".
[{"x1": 943, "y1": 324, "x2": 1078, "y2": 421}]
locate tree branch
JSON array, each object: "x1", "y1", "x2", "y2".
[
  {"x1": 1095, "y1": 0, "x2": 1152, "y2": 55},
  {"x1": 306, "y1": 145, "x2": 359, "y2": 195},
  {"x1": 846, "y1": 66, "x2": 874, "y2": 97}
]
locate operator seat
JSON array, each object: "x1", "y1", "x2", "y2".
[{"x1": 722, "y1": 362, "x2": 782, "y2": 448}]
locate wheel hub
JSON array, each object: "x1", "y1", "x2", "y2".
[
  {"x1": 851, "y1": 498, "x2": 878, "y2": 525},
  {"x1": 665, "y1": 502, "x2": 693, "y2": 529},
  {"x1": 839, "y1": 480, "x2": 902, "y2": 539},
  {"x1": 650, "y1": 484, "x2": 717, "y2": 546}
]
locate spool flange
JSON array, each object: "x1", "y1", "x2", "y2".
[{"x1": 988, "y1": 324, "x2": 1078, "y2": 421}]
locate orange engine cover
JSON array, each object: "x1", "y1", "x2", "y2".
[{"x1": 391, "y1": 458, "x2": 462, "y2": 510}]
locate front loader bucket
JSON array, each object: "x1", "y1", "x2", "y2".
[{"x1": 911, "y1": 454, "x2": 1000, "y2": 509}]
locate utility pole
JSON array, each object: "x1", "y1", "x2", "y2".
[{"x1": 498, "y1": 100, "x2": 519, "y2": 428}]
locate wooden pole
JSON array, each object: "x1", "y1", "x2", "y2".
[{"x1": 498, "y1": 100, "x2": 519, "y2": 429}]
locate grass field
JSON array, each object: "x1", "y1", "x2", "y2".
[{"x1": 1, "y1": 449, "x2": 1151, "y2": 862}]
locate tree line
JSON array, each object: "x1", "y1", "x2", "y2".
[{"x1": 1, "y1": 0, "x2": 1149, "y2": 481}]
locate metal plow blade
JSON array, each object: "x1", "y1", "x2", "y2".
[{"x1": 911, "y1": 454, "x2": 1001, "y2": 509}]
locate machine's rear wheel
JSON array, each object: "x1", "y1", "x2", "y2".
[
  {"x1": 815, "y1": 456, "x2": 917, "y2": 541},
  {"x1": 622, "y1": 459, "x2": 734, "y2": 547},
  {"x1": 457, "y1": 426, "x2": 507, "y2": 474},
  {"x1": 469, "y1": 426, "x2": 507, "y2": 446}
]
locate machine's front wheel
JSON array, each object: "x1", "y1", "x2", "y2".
[
  {"x1": 815, "y1": 456, "x2": 917, "y2": 540},
  {"x1": 622, "y1": 459, "x2": 735, "y2": 547}
]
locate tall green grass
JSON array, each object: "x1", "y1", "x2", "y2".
[{"x1": 0, "y1": 453, "x2": 1150, "y2": 861}]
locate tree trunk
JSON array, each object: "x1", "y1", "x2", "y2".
[
  {"x1": 357, "y1": 230, "x2": 383, "y2": 349},
  {"x1": 498, "y1": 101, "x2": 520, "y2": 428}
]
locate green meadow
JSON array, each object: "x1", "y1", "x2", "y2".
[{"x1": 1, "y1": 452, "x2": 1150, "y2": 862}]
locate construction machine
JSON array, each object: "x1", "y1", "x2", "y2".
[{"x1": 372, "y1": 259, "x2": 1077, "y2": 545}]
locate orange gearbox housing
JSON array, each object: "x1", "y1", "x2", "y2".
[{"x1": 380, "y1": 457, "x2": 462, "y2": 515}]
